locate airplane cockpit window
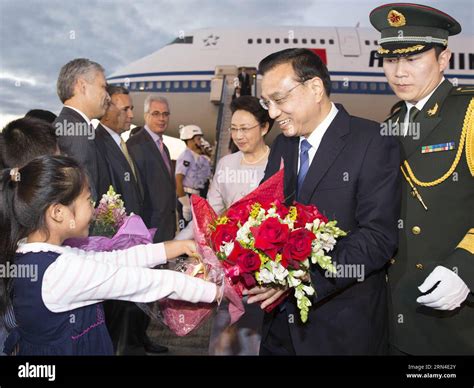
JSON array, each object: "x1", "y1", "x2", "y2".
[
  {"x1": 329, "y1": 39, "x2": 334, "y2": 44},
  {"x1": 311, "y1": 39, "x2": 316, "y2": 44},
  {"x1": 320, "y1": 39, "x2": 325, "y2": 44},
  {"x1": 284, "y1": 38, "x2": 289, "y2": 43},
  {"x1": 275, "y1": 38, "x2": 280, "y2": 44},
  {"x1": 248, "y1": 39, "x2": 253, "y2": 44},
  {"x1": 266, "y1": 38, "x2": 271, "y2": 43},
  {"x1": 168, "y1": 36, "x2": 194, "y2": 45},
  {"x1": 302, "y1": 38, "x2": 307, "y2": 44},
  {"x1": 257, "y1": 38, "x2": 262, "y2": 44}
]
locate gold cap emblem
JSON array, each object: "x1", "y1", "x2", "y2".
[{"x1": 387, "y1": 10, "x2": 406, "y2": 27}]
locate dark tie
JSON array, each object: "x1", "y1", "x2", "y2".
[
  {"x1": 297, "y1": 139, "x2": 312, "y2": 199},
  {"x1": 408, "y1": 106, "x2": 419, "y2": 123},
  {"x1": 156, "y1": 137, "x2": 171, "y2": 175}
]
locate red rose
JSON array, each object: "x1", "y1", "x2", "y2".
[
  {"x1": 282, "y1": 228, "x2": 315, "y2": 267},
  {"x1": 211, "y1": 222, "x2": 238, "y2": 251},
  {"x1": 236, "y1": 249, "x2": 261, "y2": 273},
  {"x1": 251, "y1": 217, "x2": 289, "y2": 259},
  {"x1": 293, "y1": 202, "x2": 328, "y2": 228},
  {"x1": 226, "y1": 200, "x2": 252, "y2": 225}
]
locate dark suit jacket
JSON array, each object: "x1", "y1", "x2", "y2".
[
  {"x1": 262, "y1": 104, "x2": 401, "y2": 355},
  {"x1": 126, "y1": 128, "x2": 176, "y2": 242},
  {"x1": 94, "y1": 124, "x2": 144, "y2": 216},
  {"x1": 54, "y1": 107, "x2": 102, "y2": 200}
]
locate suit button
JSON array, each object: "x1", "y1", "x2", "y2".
[
  {"x1": 412, "y1": 226, "x2": 421, "y2": 235},
  {"x1": 416, "y1": 263, "x2": 423, "y2": 270},
  {"x1": 389, "y1": 258, "x2": 396, "y2": 265}
]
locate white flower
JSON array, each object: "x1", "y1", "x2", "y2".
[
  {"x1": 258, "y1": 267, "x2": 275, "y2": 284},
  {"x1": 221, "y1": 241, "x2": 235, "y2": 257}
]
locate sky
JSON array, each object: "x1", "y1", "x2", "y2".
[{"x1": 0, "y1": 0, "x2": 473, "y2": 128}]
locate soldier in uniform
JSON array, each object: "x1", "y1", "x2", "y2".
[
  {"x1": 370, "y1": 3, "x2": 474, "y2": 355},
  {"x1": 175, "y1": 125, "x2": 212, "y2": 224}
]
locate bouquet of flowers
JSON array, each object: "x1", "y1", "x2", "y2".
[
  {"x1": 64, "y1": 185, "x2": 155, "y2": 252},
  {"x1": 193, "y1": 168, "x2": 346, "y2": 323}
]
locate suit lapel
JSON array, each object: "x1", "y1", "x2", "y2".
[
  {"x1": 96, "y1": 125, "x2": 131, "y2": 174},
  {"x1": 298, "y1": 105, "x2": 350, "y2": 204},
  {"x1": 141, "y1": 130, "x2": 173, "y2": 183}
]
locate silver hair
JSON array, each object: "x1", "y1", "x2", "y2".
[
  {"x1": 56, "y1": 58, "x2": 105, "y2": 103},
  {"x1": 144, "y1": 95, "x2": 169, "y2": 113}
]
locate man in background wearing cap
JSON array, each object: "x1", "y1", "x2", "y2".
[
  {"x1": 175, "y1": 125, "x2": 212, "y2": 225},
  {"x1": 371, "y1": 3, "x2": 474, "y2": 355}
]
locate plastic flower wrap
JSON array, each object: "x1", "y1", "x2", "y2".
[
  {"x1": 64, "y1": 185, "x2": 155, "y2": 252},
  {"x1": 156, "y1": 202, "x2": 245, "y2": 337},
  {"x1": 193, "y1": 168, "x2": 346, "y2": 323}
]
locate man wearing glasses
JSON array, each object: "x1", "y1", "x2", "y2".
[{"x1": 246, "y1": 48, "x2": 401, "y2": 355}]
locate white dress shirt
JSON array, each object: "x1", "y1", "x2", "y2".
[{"x1": 297, "y1": 102, "x2": 339, "y2": 173}]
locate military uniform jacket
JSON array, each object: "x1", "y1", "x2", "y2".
[{"x1": 388, "y1": 79, "x2": 474, "y2": 355}]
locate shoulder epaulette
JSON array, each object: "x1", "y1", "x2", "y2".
[{"x1": 450, "y1": 86, "x2": 474, "y2": 96}]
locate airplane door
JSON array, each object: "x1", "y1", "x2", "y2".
[{"x1": 336, "y1": 28, "x2": 361, "y2": 56}]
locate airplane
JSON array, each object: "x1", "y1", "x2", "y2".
[{"x1": 107, "y1": 26, "x2": 474, "y2": 150}]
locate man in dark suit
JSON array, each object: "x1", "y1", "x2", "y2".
[
  {"x1": 127, "y1": 96, "x2": 176, "y2": 354},
  {"x1": 53, "y1": 58, "x2": 111, "y2": 201},
  {"x1": 238, "y1": 67, "x2": 252, "y2": 96},
  {"x1": 94, "y1": 85, "x2": 143, "y2": 216},
  {"x1": 93, "y1": 85, "x2": 150, "y2": 355},
  {"x1": 127, "y1": 95, "x2": 177, "y2": 243},
  {"x1": 371, "y1": 3, "x2": 474, "y2": 355},
  {"x1": 246, "y1": 48, "x2": 401, "y2": 355}
]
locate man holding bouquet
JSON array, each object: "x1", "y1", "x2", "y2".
[{"x1": 247, "y1": 48, "x2": 401, "y2": 355}]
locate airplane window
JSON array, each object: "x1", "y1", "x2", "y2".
[
  {"x1": 131, "y1": 82, "x2": 137, "y2": 90},
  {"x1": 139, "y1": 82, "x2": 145, "y2": 90},
  {"x1": 329, "y1": 39, "x2": 334, "y2": 44},
  {"x1": 284, "y1": 38, "x2": 289, "y2": 43},
  {"x1": 379, "y1": 83, "x2": 386, "y2": 91},
  {"x1": 165, "y1": 81, "x2": 171, "y2": 89},
  {"x1": 360, "y1": 82, "x2": 368, "y2": 90},
  {"x1": 311, "y1": 39, "x2": 316, "y2": 44},
  {"x1": 302, "y1": 38, "x2": 307, "y2": 44},
  {"x1": 182, "y1": 81, "x2": 189, "y2": 89},
  {"x1": 370, "y1": 83, "x2": 377, "y2": 91},
  {"x1": 320, "y1": 39, "x2": 325, "y2": 44},
  {"x1": 293, "y1": 39, "x2": 298, "y2": 43},
  {"x1": 275, "y1": 38, "x2": 280, "y2": 43},
  {"x1": 459, "y1": 53, "x2": 465, "y2": 70},
  {"x1": 351, "y1": 82, "x2": 358, "y2": 90},
  {"x1": 332, "y1": 81, "x2": 339, "y2": 90},
  {"x1": 365, "y1": 40, "x2": 370, "y2": 45},
  {"x1": 248, "y1": 39, "x2": 253, "y2": 44},
  {"x1": 173, "y1": 81, "x2": 180, "y2": 89},
  {"x1": 374, "y1": 40, "x2": 378, "y2": 45},
  {"x1": 156, "y1": 81, "x2": 162, "y2": 89},
  {"x1": 147, "y1": 82, "x2": 154, "y2": 90},
  {"x1": 191, "y1": 81, "x2": 197, "y2": 89},
  {"x1": 200, "y1": 81, "x2": 207, "y2": 88},
  {"x1": 469, "y1": 53, "x2": 474, "y2": 70},
  {"x1": 266, "y1": 38, "x2": 271, "y2": 43},
  {"x1": 257, "y1": 38, "x2": 262, "y2": 44}
]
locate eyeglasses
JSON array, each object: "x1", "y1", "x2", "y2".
[
  {"x1": 259, "y1": 81, "x2": 306, "y2": 111},
  {"x1": 149, "y1": 111, "x2": 170, "y2": 118},
  {"x1": 228, "y1": 123, "x2": 260, "y2": 134}
]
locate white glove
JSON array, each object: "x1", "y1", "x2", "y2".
[
  {"x1": 417, "y1": 265, "x2": 470, "y2": 310},
  {"x1": 178, "y1": 196, "x2": 192, "y2": 221}
]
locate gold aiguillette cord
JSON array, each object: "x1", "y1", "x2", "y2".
[{"x1": 400, "y1": 165, "x2": 428, "y2": 211}]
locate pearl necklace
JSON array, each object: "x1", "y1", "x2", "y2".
[{"x1": 241, "y1": 146, "x2": 269, "y2": 165}]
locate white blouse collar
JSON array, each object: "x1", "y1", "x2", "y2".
[{"x1": 16, "y1": 242, "x2": 66, "y2": 254}]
